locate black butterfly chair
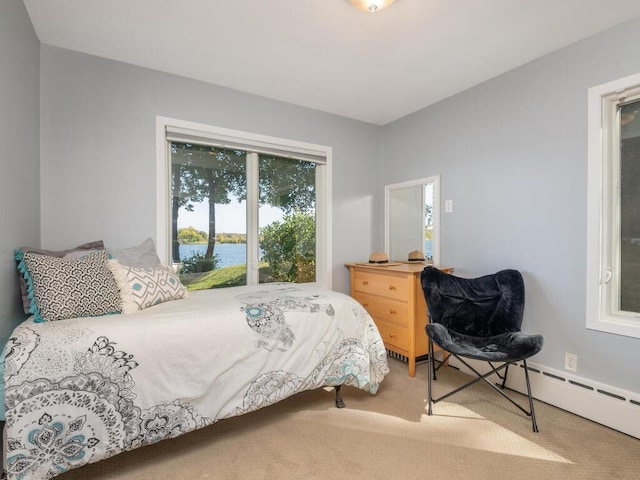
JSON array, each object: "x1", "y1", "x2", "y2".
[{"x1": 420, "y1": 267, "x2": 543, "y2": 432}]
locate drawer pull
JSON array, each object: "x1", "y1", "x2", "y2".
[
  {"x1": 388, "y1": 285, "x2": 396, "y2": 291},
  {"x1": 389, "y1": 333, "x2": 396, "y2": 338},
  {"x1": 362, "y1": 281, "x2": 369, "y2": 286},
  {"x1": 389, "y1": 309, "x2": 396, "y2": 315},
  {"x1": 362, "y1": 303, "x2": 369, "y2": 307}
]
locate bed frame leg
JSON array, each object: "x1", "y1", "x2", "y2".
[
  {"x1": 1, "y1": 420, "x2": 5, "y2": 480},
  {"x1": 335, "y1": 385, "x2": 345, "y2": 408}
]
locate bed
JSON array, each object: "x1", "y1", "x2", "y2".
[{"x1": 2, "y1": 281, "x2": 389, "y2": 480}]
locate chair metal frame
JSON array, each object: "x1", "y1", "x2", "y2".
[{"x1": 427, "y1": 344, "x2": 539, "y2": 432}]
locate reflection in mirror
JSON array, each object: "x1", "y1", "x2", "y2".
[{"x1": 385, "y1": 176, "x2": 440, "y2": 265}]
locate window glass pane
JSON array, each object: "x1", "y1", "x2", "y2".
[
  {"x1": 424, "y1": 182, "x2": 434, "y2": 262},
  {"x1": 171, "y1": 142, "x2": 247, "y2": 290},
  {"x1": 619, "y1": 101, "x2": 640, "y2": 314},
  {"x1": 388, "y1": 185, "x2": 422, "y2": 261},
  {"x1": 258, "y1": 155, "x2": 316, "y2": 284}
]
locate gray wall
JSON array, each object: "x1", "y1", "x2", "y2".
[
  {"x1": 382, "y1": 18, "x2": 640, "y2": 392},
  {"x1": 0, "y1": 0, "x2": 40, "y2": 343},
  {"x1": 39, "y1": 45, "x2": 383, "y2": 295}
]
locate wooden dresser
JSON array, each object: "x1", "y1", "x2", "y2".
[{"x1": 346, "y1": 263, "x2": 453, "y2": 377}]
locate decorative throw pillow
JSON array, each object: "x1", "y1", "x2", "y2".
[
  {"x1": 16, "y1": 249, "x2": 122, "y2": 323},
  {"x1": 15, "y1": 240, "x2": 105, "y2": 314},
  {"x1": 63, "y1": 249, "x2": 102, "y2": 261},
  {"x1": 108, "y1": 260, "x2": 188, "y2": 312},
  {"x1": 108, "y1": 237, "x2": 162, "y2": 268}
]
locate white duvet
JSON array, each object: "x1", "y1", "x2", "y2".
[{"x1": 3, "y1": 283, "x2": 389, "y2": 480}]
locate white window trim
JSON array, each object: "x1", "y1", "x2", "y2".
[
  {"x1": 384, "y1": 175, "x2": 441, "y2": 266},
  {"x1": 587, "y1": 72, "x2": 640, "y2": 338},
  {"x1": 155, "y1": 116, "x2": 333, "y2": 288}
]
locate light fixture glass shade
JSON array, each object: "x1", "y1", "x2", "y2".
[{"x1": 349, "y1": 0, "x2": 395, "y2": 13}]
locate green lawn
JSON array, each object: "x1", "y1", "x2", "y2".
[
  {"x1": 621, "y1": 242, "x2": 640, "y2": 313},
  {"x1": 180, "y1": 263, "x2": 275, "y2": 290}
]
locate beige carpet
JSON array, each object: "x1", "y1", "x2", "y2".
[{"x1": 59, "y1": 359, "x2": 640, "y2": 480}]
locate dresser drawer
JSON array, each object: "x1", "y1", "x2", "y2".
[
  {"x1": 353, "y1": 292, "x2": 409, "y2": 327},
  {"x1": 375, "y1": 321, "x2": 410, "y2": 351},
  {"x1": 353, "y1": 270, "x2": 409, "y2": 301}
]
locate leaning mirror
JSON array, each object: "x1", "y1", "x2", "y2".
[{"x1": 385, "y1": 175, "x2": 440, "y2": 265}]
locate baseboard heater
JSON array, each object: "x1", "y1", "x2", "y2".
[{"x1": 386, "y1": 349, "x2": 429, "y2": 364}]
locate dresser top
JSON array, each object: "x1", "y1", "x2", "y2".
[{"x1": 345, "y1": 262, "x2": 453, "y2": 274}]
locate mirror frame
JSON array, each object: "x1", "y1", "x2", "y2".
[{"x1": 384, "y1": 175, "x2": 440, "y2": 265}]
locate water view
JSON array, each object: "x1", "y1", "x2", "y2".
[
  {"x1": 180, "y1": 239, "x2": 433, "y2": 268},
  {"x1": 179, "y1": 244, "x2": 247, "y2": 268}
]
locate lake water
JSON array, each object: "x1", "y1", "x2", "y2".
[
  {"x1": 179, "y1": 243, "x2": 247, "y2": 268},
  {"x1": 180, "y1": 240, "x2": 433, "y2": 268},
  {"x1": 425, "y1": 240, "x2": 433, "y2": 260}
]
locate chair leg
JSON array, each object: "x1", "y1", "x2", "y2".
[
  {"x1": 500, "y1": 364, "x2": 509, "y2": 389},
  {"x1": 427, "y1": 339, "x2": 434, "y2": 415},
  {"x1": 436, "y1": 357, "x2": 534, "y2": 418},
  {"x1": 432, "y1": 346, "x2": 438, "y2": 382},
  {"x1": 432, "y1": 352, "x2": 450, "y2": 377},
  {"x1": 425, "y1": 352, "x2": 539, "y2": 432},
  {"x1": 488, "y1": 361, "x2": 509, "y2": 388},
  {"x1": 523, "y1": 359, "x2": 539, "y2": 433}
]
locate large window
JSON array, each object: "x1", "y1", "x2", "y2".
[
  {"x1": 587, "y1": 73, "x2": 640, "y2": 338},
  {"x1": 156, "y1": 117, "x2": 331, "y2": 290}
]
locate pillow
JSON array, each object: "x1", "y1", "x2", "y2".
[
  {"x1": 16, "y1": 249, "x2": 122, "y2": 323},
  {"x1": 15, "y1": 240, "x2": 106, "y2": 314},
  {"x1": 108, "y1": 260, "x2": 187, "y2": 312},
  {"x1": 109, "y1": 237, "x2": 162, "y2": 268},
  {"x1": 63, "y1": 249, "x2": 103, "y2": 261}
]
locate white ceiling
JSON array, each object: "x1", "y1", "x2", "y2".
[{"x1": 23, "y1": 0, "x2": 640, "y2": 125}]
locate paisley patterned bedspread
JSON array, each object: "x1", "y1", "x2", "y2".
[{"x1": 2, "y1": 284, "x2": 389, "y2": 480}]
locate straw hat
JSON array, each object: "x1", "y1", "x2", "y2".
[
  {"x1": 407, "y1": 250, "x2": 425, "y2": 262},
  {"x1": 368, "y1": 251, "x2": 389, "y2": 264}
]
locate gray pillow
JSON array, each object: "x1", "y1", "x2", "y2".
[
  {"x1": 15, "y1": 240, "x2": 105, "y2": 314},
  {"x1": 109, "y1": 238, "x2": 162, "y2": 268}
]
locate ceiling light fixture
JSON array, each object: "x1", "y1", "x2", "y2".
[{"x1": 349, "y1": 0, "x2": 395, "y2": 14}]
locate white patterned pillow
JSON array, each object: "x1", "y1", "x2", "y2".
[
  {"x1": 108, "y1": 260, "x2": 187, "y2": 312},
  {"x1": 17, "y1": 249, "x2": 123, "y2": 322}
]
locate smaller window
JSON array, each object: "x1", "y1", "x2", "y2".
[{"x1": 587, "y1": 72, "x2": 640, "y2": 338}]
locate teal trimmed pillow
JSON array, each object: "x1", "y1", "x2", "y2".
[
  {"x1": 108, "y1": 260, "x2": 187, "y2": 312},
  {"x1": 16, "y1": 249, "x2": 122, "y2": 322},
  {"x1": 15, "y1": 240, "x2": 105, "y2": 313}
]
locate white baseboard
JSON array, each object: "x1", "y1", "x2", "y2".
[{"x1": 447, "y1": 356, "x2": 640, "y2": 439}]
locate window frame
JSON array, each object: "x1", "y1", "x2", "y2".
[
  {"x1": 587, "y1": 72, "x2": 640, "y2": 338},
  {"x1": 156, "y1": 116, "x2": 332, "y2": 288}
]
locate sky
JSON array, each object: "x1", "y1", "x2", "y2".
[{"x1": 177, "y1": 200, "x2": 284, "y2": 233}]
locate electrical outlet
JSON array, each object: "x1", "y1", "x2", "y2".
[{"x1": 565, "y1": 352, "x2": 578, "y2": 372}]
